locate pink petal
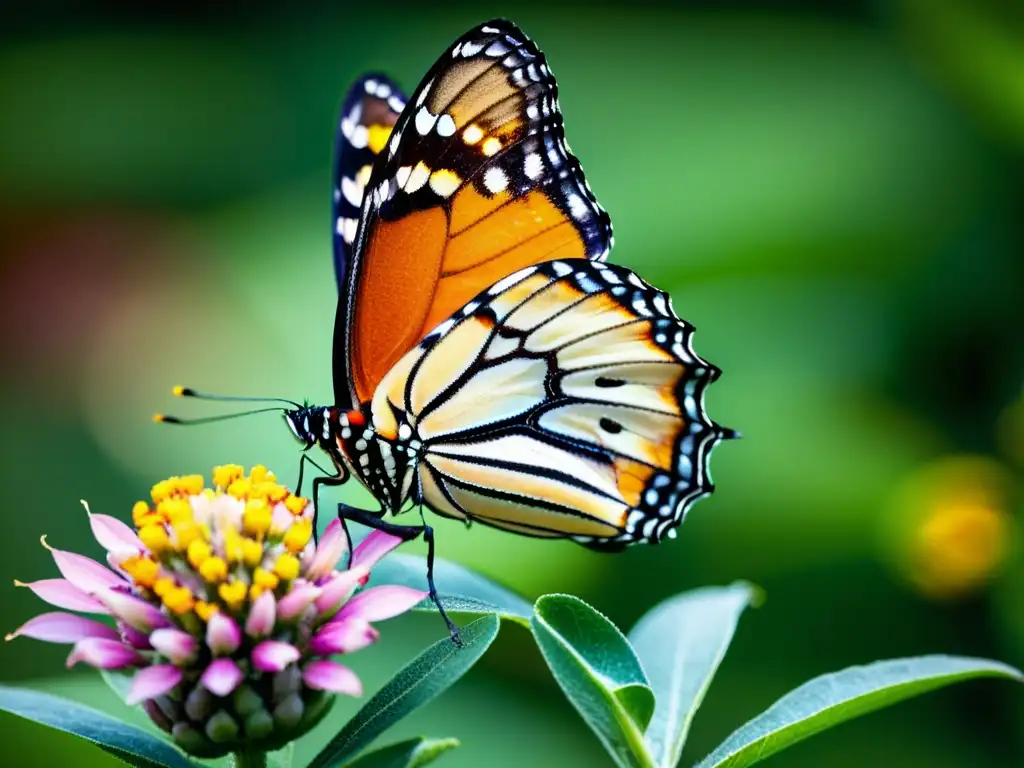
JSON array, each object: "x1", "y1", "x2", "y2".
[
  {"x1": 66, "y1": 637, "x2": 143, "y2": 669},
  {"x1": 205, "y1": 613, "x2": 241, "y2": 656},
  {"x1": 304, "y1": 519, "x2": 348, "y2": 581},
  {"x1": 42, "y1": 537, "x2": 124, "y2": 593},
  {"x1": 126, "y1": 664, "x2": 183, "y2": 706},
  {"x1": 119, "y1": 622, "x2": 153, "y2": 650},
  {"x1": 87, "y1": 511, "x2": 143, "y2": 556},
  {"x1": 93, "y1": 589, "x2": 169, "y2": 633},
  {"x1": 337, "y1": 585, "x2": 427, "y2": 623},
  {"x1": 6, "y1": 612, "x2": 119, "y2": 644},
  {"x1": 14, "y1": 579, "x2": 109, "y2": 614},
  {"x1": 351, "y1": 530, "x2": 404, "y2": 571},
  {"x1": 245, "y1": 590, "x2": 276, "y2": 638},
  {"x1": 314, "y1": 566, "x2": 370, "y2": 617},
  {"x1": 200, "y1": 659, "x2": 243, "y2": 697},
  {"x1": 150, "y1": 628, "x2": 198, "y2": 665},
  {"x1": 277, "y1": 583, "x2": 322, "y2": 622},
  {"x1": 302, "y1": 660, "x2": 362, "y2": 696},
  {"x1": 251, "y1": 640, "x2": 300, "y2": 672},
  {"x1": 309, "y1": 619, "x2": 379, "y2": 655}
]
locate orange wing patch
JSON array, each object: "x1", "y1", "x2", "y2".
[{"x1": 351, "y1": 208, "x2": 447, "y2": 403}]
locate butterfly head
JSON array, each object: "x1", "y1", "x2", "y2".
[{"x1": 283, "y1": 406, "x2": 324, "y2": 449}]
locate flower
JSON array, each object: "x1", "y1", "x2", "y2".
[{"x1": 8, "y1": 465, "x2": 426, "y2": 758}]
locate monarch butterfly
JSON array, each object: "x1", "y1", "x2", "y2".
[{"x1": 168, "y1": 20, "x2": 734, "y2": 643}]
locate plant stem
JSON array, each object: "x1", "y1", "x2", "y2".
[{"x1": 232, "y1": 748, "x2": 268, "y2": 768}]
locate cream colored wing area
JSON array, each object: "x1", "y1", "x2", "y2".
[
  {"x1": 525, "y1": 291, "x2": 638, "y2": 352},
  {"x1": 425, "y1": 451, "x2": 627, "y2": 536},
  {"x1": 556, "y1": 320, "x2": 676, "y2": 370},
  {"x1": 538, "y1": 402, "x2": 683, "y2": 470},
  {"x1": 561, "y1": 362, "x2": 684, "y2": 415},
  {"x1": 416, "y1": 356, "x2": 548, "y2": 440},
  {"x1": 409, "y1": 314, "x2": 493, "y2": 414},
  {"x1": 432, "y1": 433, "x2": 621, "y2": 499},
  {"x1": 417, "y1": 465, "x2": 468, "y2": 521}
]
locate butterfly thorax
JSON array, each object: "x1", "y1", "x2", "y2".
[{"x1": 284, "y1": 404, "x2": 418, "y2": 514}]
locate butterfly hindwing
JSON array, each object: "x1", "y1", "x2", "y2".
[
  {"x1": 368, "y1": 260, "x2": 729, "y2": 549},
  {"x1": 335, "y1": 19, "x2": 614, "y2": 410},
  {"x1": 332, "y1": 73, "x2": 407, "y2": 291}
]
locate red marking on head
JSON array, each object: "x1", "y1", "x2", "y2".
[{"x1": 346, "y1": 409, "x2": 366, "y2": 427}]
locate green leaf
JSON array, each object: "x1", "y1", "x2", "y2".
[
  {"x1": 531, "y1": 594, "x2": 655, "y2": 768},
  {"x1": 268, "y1": 742, "x2": 294, "y2": 768},
  {"x1": 368, "y1": 553, "x2": 532, "y2": 626},
  {"x1": 627, "y1": 582, "x2": 758, "y2": 767},
  {"x1": 308, "y1": 614, "x2": 500, "y2": 768},
  {"x1": 696, "y1": 655, "x2": 1024, "y2": 768},
  {"x1": 0, "y1": 685, "x2": 199, "y2": 768},
  {"x1": 100, "y1": 668, "x2": 133, "y2": 703},
  {"x1": 343, "y1": 737, "x2": 460, "y2": 768}
]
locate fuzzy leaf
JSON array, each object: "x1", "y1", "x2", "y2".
[
  {"x1": 343, "y1": 737, "x2": 460, "y2": 768},
  {"x1": 531, "y1": 594, "x2": 655, "y2": 768},
  {"x1": 696, "y1": 655, "x2": 1024, "y2": 768},
  {"x1": 628, "y1": 582, "x2": 757, "y2": 767},
  {"x1": 0, "y1": 685, "x2": 198, "y2": 768},
  {"x1": 308, "y1": 615, "x2": 499, "y2": 768}
]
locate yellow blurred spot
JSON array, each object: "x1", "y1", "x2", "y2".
[
  {"x1": 132, "y1": 501, "x2": 152, "y2": 527},
  {"x1": 199, "y1": 556, "x2": 228, "y2": 583},
  {"x1": 122, "y1": 556, "x2": 160, "y2": 589},
  {"x1": 187, "y1": 539, "x2": 212, "y2": 569},
  {"x1": 178, "y1": 475, "x2": 204, "y2": 496},
  {"x1": 173, "y1": 522, "x2": 204, "y2": 551},
  {"x1": 224, "y1": 528, "x2": 244, "y2": 563},
  {"x1": 284, "y1": 495, "x2": 308, "y2": 517},
  {"x1": 163, "y1": 586, "x2": 195, "y2": 615},
  {"x1": 283, "y1": 519, "x2": 313, "y2": 553},
  {"x1": 218, "y1": 580, "x2": 247, "y2": 610},
  {"x1": 462, "y1": 124, "x2": 483, "y2": 144},
  {"x1": 249, "y1": 465, "x2": 271, "y2": 484},
  {"x1": 151, "y1": 479, "x2": 175, "y2": 504},
  {"x1": 139, "y1": 524, "x2": 170, "y2": 553},
  {"x1": 886, "y1": 454, "x2": 1013, "y2": 600},
  {"x1": 241, "y1": 538, "x2": 263, "y2": 568},
  {"x1": 273, "y1": 553, "x2": 300, "y2": 582},
  {"x1": 368, "y1": 124, "x2": 393, "y2": 154},
  {"x1": 227, "y1": 478, "x2": 251, "y2": 499},
  {"x1": 195, "y1": 601, "x2": 219, "y2": 622},
  {"x1": 153, "y1": 577, "x2": 176, "y2": 598},
  {"x1": 213, "y1": 464, "x2": 245, "y2": 489},
  {"x1": 243, "y1": 499, "x2": 272, "y2": 538},
  {"x1": 152, "y1": 414, "x2": 166, "y2": 423},
  {"x1": 253, "y1": 567, "x2": 279, "y2": 591},
  {"x1": 159, "y1": 498, "x2": 193, "y2": 525},
  {"x1": 172, "y1": 385, "x2": 186, "y2": 397},
  {"x1": 250, "y1": 585, "x2": 265, "y2": 600}
]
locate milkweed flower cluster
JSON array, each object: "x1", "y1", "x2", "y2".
[{"x1": 7, "y1": 465, "x2": 426, "y2": 758}]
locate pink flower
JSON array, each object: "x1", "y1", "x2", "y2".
[{"x1": 7, "y1": 465, "x2": 422, "y2": 759}]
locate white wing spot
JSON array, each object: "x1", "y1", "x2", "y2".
[
  {"x1": 415, "y1": 107, "x2": 437, "y2": 136},
  {"x1": 406, "y1": 162, "x2": 430, "y2": 193},
  {"x1": 436, "y1": 113, "x2": 457, "y2": 137},
  {"x1": 461, "y1": 40, "x2": 484, "y2": 57},
  {"x1": 524, "y1": 152, "x2": 543, "y2": 180},
  {"x1": 341, "y1": 177, "x2": 362, "y2": 207},
  {"x1": 483, "y1": 166, "x2": 508, "y2": 194},
  {"x1": 568, "y1": 194, "x2": 589, "y2": 221},
  {"x1": 351, "y1": 125, "x2": 368, "y2": 149}
]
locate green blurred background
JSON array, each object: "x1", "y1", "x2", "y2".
[{"x1": 1, "y1": 1, "x2": 1022, "y2": 765}]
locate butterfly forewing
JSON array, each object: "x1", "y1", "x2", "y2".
[
  {"x1": 368, "y1": 260, "x2": 728, "y2": 549},
  {"x1": 334, "y1": 19, "x2": 614, "y2": 410},
  {"x1": 332, "y1": 74, "x2": 408, "y2": 291}
]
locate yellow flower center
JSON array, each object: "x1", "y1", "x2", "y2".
[{"x1": 127, "y1": 465, "x2": 316, "y2": 628}]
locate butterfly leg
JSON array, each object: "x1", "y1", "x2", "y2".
[
  {"x1": 308, "y1": 462, "x2": 348, "y2": 545},
  {"x1": 337, "y1": 503, "x2": 463, "y2": 647}
]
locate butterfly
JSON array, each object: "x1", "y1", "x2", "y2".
[{"x1": 170, "y1": 20, "x2": 733, "y2": 643}]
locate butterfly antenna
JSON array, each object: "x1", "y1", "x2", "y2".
[
  {"x1": 154, "y1": 407, "x2": 288, "y2": 426},
  {"x1": 170, "y1": 385, "x2": 302, "y2": 409}
]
